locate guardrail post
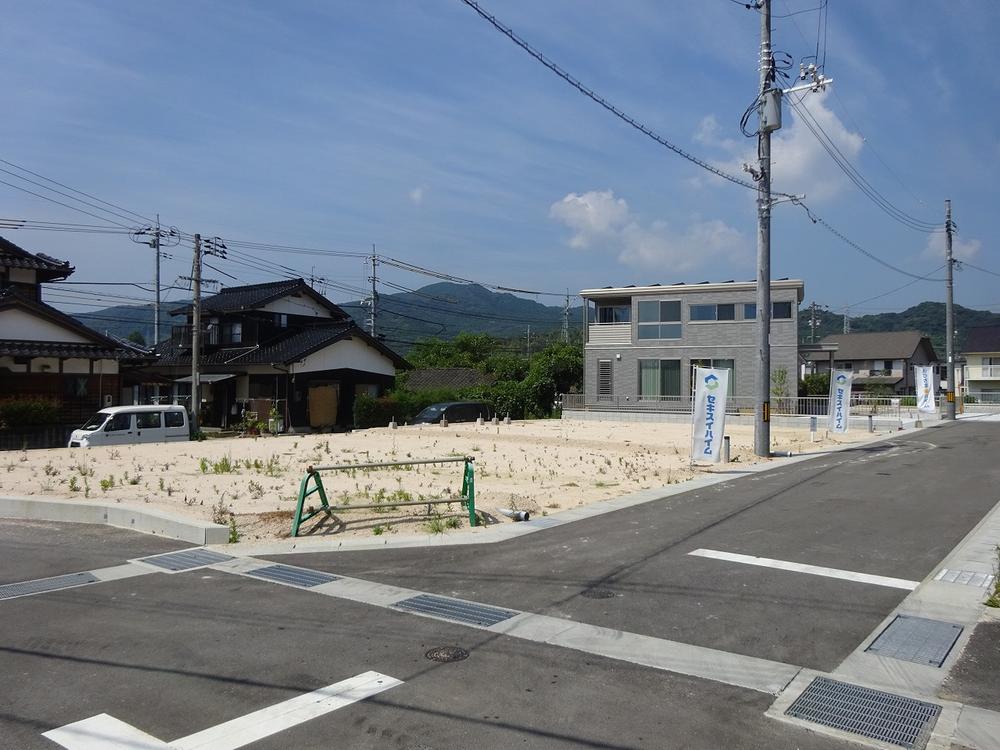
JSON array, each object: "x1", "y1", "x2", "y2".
[
  {"x1": 291, "y1": 466, "x2": 331, "y2": 537},
  {"x1": 461, "y1": 458, "x2": 477, "y2": 527}
]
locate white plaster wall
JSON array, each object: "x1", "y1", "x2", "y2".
[
  {"x1": 291, "y1": 336, "x2": 396, "y2": 376},
  {"x1": 31, "y1": 357, "x2": 60, "y2": 372},
  {"x1": 0, "y1": 355, "x2": 27, "y2": 373},
  {"x1": 95, "y1": 359, "x2": 119, "y2": 375},
  {"x1": 0, "y1": 308, "x2": 91, "y2": 343},
  {"x1": 63, "y1": 358, "x2": 91, "y2": 374},
  {"x1": 261, "y1": 295, "x2": 332, "y2": 318},
  {"x1": 9, "y1": 268, "x2": 36, "y2": 284}
]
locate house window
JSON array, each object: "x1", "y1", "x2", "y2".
[
  {"x1": 597, "y1": 304, "x2": 630, "y2": 324},
  {"x1": 638, "y1": 360, "x2": 681, "y2": 399},
  {"x1": 275, "y1": 313, "x2": 288, "y2": 328},
  {"x1": 224, "y1": 322, "x2": 243, "y2": 344},
  {"x1": 637, "y1": 300, "x2": 682, "y2": 340},
  {"x1": 691, "y1": 358, "x2": 735, "y2": 396},
  {"x1": 690, "y1": 303, "x2": 735, "y2": 321},
  {"x1": 836, "y1": 361, "x2": 853, "y2": 370},
  {"x1": 743, "y1": 302, "x2": 793, "y2": 319},
  {"x1": 597, "y1": 360, "x2": 613, "y2": 400}
]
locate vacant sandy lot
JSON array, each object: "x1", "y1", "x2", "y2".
[{"x1": 0, "y1": 419, "x2": 878, "y2": 541}]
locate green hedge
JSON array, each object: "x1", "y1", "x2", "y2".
[
  {"x1": 354, "y1": 388, "x2": 463, "y2": 428},
  {"x1": 0, "y1": 397, "x2": 61, "y2": 428}
]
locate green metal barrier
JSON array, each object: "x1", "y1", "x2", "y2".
[{"x1": 291, "y1": 456, "x2": 476, "y2": 537}]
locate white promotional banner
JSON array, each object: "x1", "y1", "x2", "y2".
[
  {"x1": 691, "y1": 367, "x2": 729, "y2": 463},
  {"x1": 914, "y1": 365, "x2": 937, "y2": 413},
  {"x1": 827, "y1": 370, "x2": 853, "y2": 433}
]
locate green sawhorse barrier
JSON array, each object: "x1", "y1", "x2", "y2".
[{"x1": 291, "y1": 456, "x2": 476, "y2": 537}]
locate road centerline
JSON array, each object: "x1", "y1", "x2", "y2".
[{"x1": 688, "y1": 548, "x2": 919, "y2": 590}]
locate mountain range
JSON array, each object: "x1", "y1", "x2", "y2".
[{"x1": 68, "y1": 282, "x2": 1000, "y2": 356}]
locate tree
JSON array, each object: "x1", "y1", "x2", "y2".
[
  {"x1": 800, "y1": 372, "x2": 830, "y2": 396},
  {"x1": 127, "y1": 330, "x2": 146, "y2": 346}
]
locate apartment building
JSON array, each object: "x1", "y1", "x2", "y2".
[{"x1": 580, "y1": 279, "x2": 804, "y2": 404}]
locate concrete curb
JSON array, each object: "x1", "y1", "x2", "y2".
[
  {"x1": 218, "y1": 420, "x2": 940, "y2": 557},
  {"x1": 0, "y1": 495, "x2": 229, "y2": 545}
]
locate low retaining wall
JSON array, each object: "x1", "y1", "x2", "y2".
[
  {"x1": 562, "y1": 408, "x2": 936, "y2": 431},
  {"x1": 0, "y1": 496, "x2": 229, "y2": 545}
]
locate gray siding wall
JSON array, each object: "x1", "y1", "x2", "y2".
[{"x1": 584, "y1": 287, "x2": 800, "y2": 402}]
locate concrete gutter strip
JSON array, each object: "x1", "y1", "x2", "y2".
[{"x1": 0, "y1": 496, "x2": 229, "y2": 545}]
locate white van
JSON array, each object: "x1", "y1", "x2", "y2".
[{"x1": 68, "y1": 405, "x2": 190, "y2": 448}]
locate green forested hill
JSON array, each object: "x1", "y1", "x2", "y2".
[{"x1": 798, "y1": 302, "x2": 1000, "y2": 355}]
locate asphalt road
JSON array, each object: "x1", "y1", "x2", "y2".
[{"x1": 2, "y1": 419, "x2": 998, "y2": 749}]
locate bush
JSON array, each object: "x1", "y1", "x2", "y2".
[
  {"x1": 353, "y1": 387, "x2": 463, "y2": 428},
  {"x1": 0, "y1": 397, "x2": 60, "y2": 428}
]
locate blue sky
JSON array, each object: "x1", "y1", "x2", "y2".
[{"x1": 2, "y1": 0, "x2": 998, "y2": 319}]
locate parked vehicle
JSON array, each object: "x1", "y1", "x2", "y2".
[
  {"x1": 412, "y1": 401, "x2": 493, "y2": 425},
  {"x1": 68, "y1": 405, "x2": 190, "y2": 447}
]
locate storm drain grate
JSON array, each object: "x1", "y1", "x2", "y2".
[
  {"x1": 244, "y1": 564, "x2": 339, "y2": 588},
  {"x1": 392, "y1": 594, "x2": 518, "y2": 627},
  {"x1": 866, "y1": 615, "x2": 963, "y2": 668},
  {"x1": 935, "y1": 568, "x2": 995, "y2": 588},
  {"x1": 0, "y1": 572, "x2": 99, "y2": 601},
  {"x1": 786, "y1": 676, "x2": 940, "y2": 749},
  {"x1": 137, "y1": 548, "x2": 233, "y2": 572}
]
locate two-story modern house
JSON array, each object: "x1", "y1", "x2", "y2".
[
  {"x1": 144, "y1": 278, "x2": 407, "y2": 431},
  {"x1": 579, "y1": 279, "x2": 804, "y2": 405},
  {"x1": 805, "y1": 331, "x2": 939, "y2": 394},
  {"x1": 962, "y1": 325, "x2": 1000, "y2": 399}
]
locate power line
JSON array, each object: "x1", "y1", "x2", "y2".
[
  {"x1": 962, "y1": 261, "x2": 1000, "y2": 279},
  {"x1": 458, "y1": 0, "x2": 765, "y2": 193}
]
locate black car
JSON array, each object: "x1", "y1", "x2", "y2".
[{"x1": 412, "y1": 401, "x2": 494, "y2": 425}]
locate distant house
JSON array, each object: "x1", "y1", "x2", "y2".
[
  {"x1": 143, "y1": 278, "x2": 408, "y2": 430},
  {"x1": 579, "y1": 279, "x2": 804, "y2": 404},
  {"x1": 0, "y1": 236, "x2": 147, "y2": 438},
  {"x1": 962, "y1": 325, "x2": 1000, "y2": 398},
  {"x1": 405, "y1": 367, "x2": 495, "y2": 392},
  {"x1": 805, "y1": 331, "x2": 939, "y2": 394}
]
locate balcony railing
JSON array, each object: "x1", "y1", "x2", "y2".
[
  {"x1": 587, "y1": 322, "x2": 631, "y2": 345},
  {"x1": 966, "y1": 365, "x2": 1000, "y2": 379}
]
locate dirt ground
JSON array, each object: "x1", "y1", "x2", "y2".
[{"x1": 0, "y1": 418, "x2": 879, "y2": 542}]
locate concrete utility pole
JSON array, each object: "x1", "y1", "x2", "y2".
[
  {"x1": 190, "y1": 233, "x2": 202, "y2": 433},
  {"x1": 562, "y1": 292, "x2": 570, "y2": 343},
  {"x1": 945, "y1": 199, "x2": 956, "y2": 420},
  {"x1": 754, "y1": 0, "x2": 773, "y2": 458},
  {"x1": 153, "y1": 215, "x2": 161, "y2": 346},
  {"x1": 368, "y1": 245, "x2": 378, "y2": 338}
]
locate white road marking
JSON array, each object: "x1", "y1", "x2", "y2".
[
  {"x1": 42, "y1": 671, "x2": 402, "y2": 750},
  {"x1": 688, "y1": 549, "x2": 919, "y2": 590}
]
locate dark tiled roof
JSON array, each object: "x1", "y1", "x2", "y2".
[
  {"x1": 806, "y1": 331, "x2": 936, "y2": 361},
  {"x1": 169, "y1": 278, "x2": 346, "y2": 317},
  {"x1": 0, "y1": 340, "x2": 121, "y2": 359},
  {"x1": 0, "y1": 235, "x2": 74, "y2": 279},
  {"x1": 406, "y1": 367, "x2": 495, "y2": 391},
  {"x1": 964, "y1": 325, "x2": 1000, "y2": 354},
  {"x1": 153, "y1": 323, "x2": 408, "y2": 369}
]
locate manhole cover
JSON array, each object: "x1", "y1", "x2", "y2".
[
  {"x1": 425, "y1": 646, "x2": 469, "y2": 663},
  {"x1": 580, "y1": 588, "x2": 616, "y2": 599}
]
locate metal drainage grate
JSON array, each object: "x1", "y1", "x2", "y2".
[
  {"x1": 244, "y1": 564, "x2": 339, "y2": 588},
  {"x1": 580, "y1": 588, "x2": 616, "y2": 599},
  {"x1": 392, "y1": 594, "x2": 518, "y2": 627},
  {"x1": 425, "y1": 646, "x2": 469, "y2": 663},
  {"x1": 935, "y1": 568, "x2": 996, "y2": 588},
  {"x1": 866, "y1": 614, "x2": 963, "y2": 668},
  {"x1": 786, "y1": 676, "x2": 940, "y2": 749},
  {"x1": 0, "y1": 572, "x2": 99, "y2": 601},
  {"x1": 137, "y1": 548, "x2": 234, "y2": 572}
]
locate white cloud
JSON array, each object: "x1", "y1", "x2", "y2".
[
  {"x1": 922, "y1": 232, "x2": 981, "y2": 262},
  {"x1": 693, "y1": 114, "x2": 737, "y2": 152},
  {"x1": 548, "y1": 190, "x2": 629, "y2": 248},
  {"x1": 408, "y1": 186, "x2": 425, "y2": 205},
  {"x1": 707, "y1": 93, "x2": 864, "y2": 202},
  {"x1": 549, "y1": 189, "x2": 749, "y2": 272}
]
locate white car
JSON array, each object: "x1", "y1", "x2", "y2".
[{"x1": 68, "y1": 405, "x2": 190, "y2": 447}]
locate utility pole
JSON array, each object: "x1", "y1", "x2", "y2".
[
  {"x1": 368, "y1": 245, "x2": 378, "y2": 338},
  {"x1": 808, "y1": 301, "x2": 817, "y2": 343},
  {"x1": 153, "y1": 215, "x2": 161, "y2": 346},
  {"x1": 562, "y1": 292, "x2": 570, "y2": 343},
  {"x1": 190, "y1": 233, "x2": 202, "y2": 433},
  {"x1": 527, "y1": 325, "x2": 531, "y2": 358},
  {"x1": 754, "y1": 0, "x2": 773, "y2": 458},
  {"x1": 945, "y1": 199, "x2": 956, "y2": 420}
]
